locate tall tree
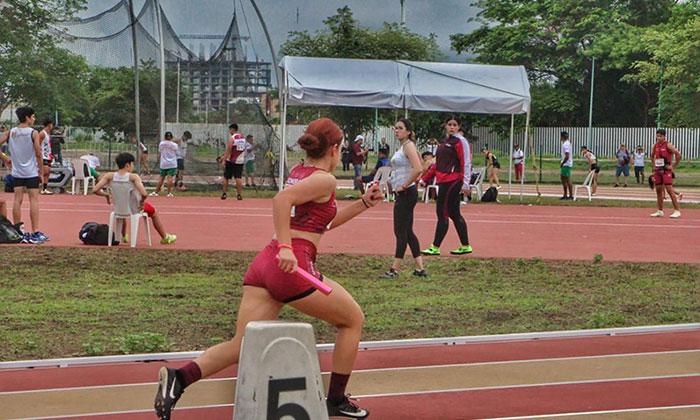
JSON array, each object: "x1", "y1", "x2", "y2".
[
  {"x1": 0, "y1": 0, "x2": 86, "y2": 115},
  {"x1": 450, "y1": 0, "x2": 677, "y2": 127},
  {"x1": 280, "y1": 6, "x2": 440, "y2": 141}
]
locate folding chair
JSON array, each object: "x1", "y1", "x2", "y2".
[
  {"x1": 574, "y1": 170, "x2": 596, "y2": 201},
  {"x1": 371, "y1": 166, "x2": 393, "y2": 201},
  {"x1": 107, "y1": 181, "x2": 152, "y2": 248},
  {"x1": 422, "y1": 178, "x2": 438, "y2": 203},
  {"x1": 71, "y1": 159, "x2": 95, "y2": 195},
  {"x1": 469, "y1": 167, "x2": 486, "y2": 202}
]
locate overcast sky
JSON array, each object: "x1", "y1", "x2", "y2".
[{"x1": 82, "y1": 0, "x2": 481, "y2": 63}]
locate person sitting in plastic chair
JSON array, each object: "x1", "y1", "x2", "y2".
[{"x1": 93, "y1": 152, "x2": 177, "y2": 245}]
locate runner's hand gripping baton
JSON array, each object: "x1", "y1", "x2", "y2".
[{"x1": 275, "y1": 255, "x2": 333, "y2": 295}]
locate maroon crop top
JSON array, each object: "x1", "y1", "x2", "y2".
[{"x1": 287, "y1": 165, "x2": 337, "y2": 233}]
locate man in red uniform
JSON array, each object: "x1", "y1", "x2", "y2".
[{"x1": 650, "y1": 128, "x2": 682, "y2": 218}]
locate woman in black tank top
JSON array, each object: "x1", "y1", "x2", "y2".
[{"x1": 481, "y1": 147, "x2": 501, "y2": 188}]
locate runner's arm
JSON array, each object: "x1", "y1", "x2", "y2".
[
  {"x1": 0, "y1": 130, "x2": 8, "y2": 146},
  {"x1": 328, "y1": 185, "x2": 382, "y2": 231},
  {"x1": 32, "y1": 131, "x2": 42, "y2": 178},
  {"x1": 221, "y1": 138, "x2": 233, "y2": 166},
  {"x1": 669, "y1": 143, "x2": 682, "y2": 170}
]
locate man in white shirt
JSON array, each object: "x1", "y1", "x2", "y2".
[
  {"x1": 512, "y1": 144, "x2": 524, "y2": 181},
  {"x1": 243, "y1": 134, "x2": 257, "y2": 188},
  {"x1": 79, "y1": 153, "x2": 101, "y2": 179},
  {"x1": 150, "y1": 132, "x2": 179, "y2": 197},
  {"x1": 220, "y1": 123, "x2": 246, "y2": 200},
  {"x1": 560, "y1": 131, "x2": 573, "y2": 200},
  {"x1": 633, "y1": 145, "x2": 646, "y2": 184},
  {"x1": 175, "y1": 131, "x2": 191, "y2": 191}
]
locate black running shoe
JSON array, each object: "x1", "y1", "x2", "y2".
[
  {"x1": 237, "y1": 194, "x2": 243, "y2": 200},
  {"x1": 327, "y1": 395, "x2": 370, "y2": 419},
  {"x1": 221, "y1": 193, "x2": 227, "y2": 200},
  {"x1": 154, "y1": 367, "x2": 184, "y2": 420},
  {"x1": 412, "y1": 269, "x2": 428, "y2": 277},
  {"x1": 378, "y1": 268, "x2": 397, "y2": 279}
]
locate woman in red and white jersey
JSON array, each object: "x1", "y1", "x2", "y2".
[{"x1": 154, "y1": 118, "x2": 379, "y2": 420}]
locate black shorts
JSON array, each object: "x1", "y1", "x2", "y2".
[
  {"x1": 492, "y1": 162, "x2": 501, "y2": 169},
  {"x1": 591, "y1": 163, "x2": 600, "y2": 173},
  {"x1": 177, "y1": 158, "x2": 185, "y2": 170},
  {"x1": 13, "y1": 176, "x2": 40, "y2": 189},
  {"x1": 43, "y1": 159, "x2": 51, "y2": 166},
  {"x1": 224, "y1": 161, "x2": 243, "y2": 179}
]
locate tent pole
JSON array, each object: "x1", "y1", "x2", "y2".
[
  {"x1": 508, "y1": 114, "x2": 514, "y2": 199},
  {"x1": 279, "y1": 68, "x2": 288, "y2": 192},
  {"x1": 520, "y1": 110, "x2": 530, "y2": 202}
]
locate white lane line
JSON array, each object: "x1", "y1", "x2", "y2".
[
  {"x1": 2, "y1": 350, "x2": 698, "y2": 395},
  {"x1": 13, "y1": 207, "x2": 700, "y2": 228},
  {"x1": 355, "y1": 374, "x2": 700, "y2": 399},
  {"x1": 473, "y1": 404, "x2": 700, "y2": 419}
]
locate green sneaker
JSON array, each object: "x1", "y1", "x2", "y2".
[
  {"x1": 450, "y1": 245, "x2": 473, "y2": 255},
  {"x1": 160, "y1": 234, "x2": 177, "y2": 245},
  {"x1": 121, "y1": 235, "x2": 129, "y2": 243},
  {"x1": 421, "y1": 244, "x2": 441, "y2": 256}
]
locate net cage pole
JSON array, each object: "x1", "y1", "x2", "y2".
[
  {"x1": 520, "y1": 109, "x2": 531, "y2": 202},
  {"x1": 128, "y1": 0, "x2": 141, "y2": 174},
  {"x1": 508, "y1": 113, "x2": 514, "y2": 198},
  {"x1": 279, "y1": 68, "x2": 288, "y2": 192},
  {"x1": 155, "y1": 0, "x2": 166, "y2": 141}
]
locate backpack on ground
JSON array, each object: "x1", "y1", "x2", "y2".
[
  {"x1": 481, "y1": 186, "x2": 499, "y2": 202},
  {"x1": 79, "y1": 222, "x2": 119, "y2": 246},
  {"x1": 0, "y1": 216, "x2": 23, "y2": 243},
  {"x1": 4, "y1": 174, "x2": 13, "y2": 193}
]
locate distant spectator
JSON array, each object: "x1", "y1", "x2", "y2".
[
  {"x1": 356, "y1": 149, "x2": 390, "y2": 194},
  {"x1": 39, "y1": 118, "x2": 54, "y2": 194},
  {"x1": 131, "y1": 136, "x2": 150, "y2": 175},
  {"x1": 79, "y1": 153, "x2": 101, "y2": 180},
  {"x1": 175, "y1": 131, "x2": 191, "y2": 191},
  {"x1": 580, "y1": 145, "x2": 599, "y2": 195},
  {"x1": 614, "y1": 144, "x2": 631, "y2": 187},
  {"x1": 378, "y1": 136, "x2": 390, "y2": 156},
  {"x1": 481, "y1": 147, "x2": 501, "y2": 188},
  {"x1": 341, "y1": 140, "x2": 351, "y2": 171},
  {"x1": 244, "y1": 134, "x2": 257, "y2": 188},
  {"x1": 633, "y1": 145, "x2": 646, "y2": 184},
  {"x1": 512, "y1": 144, "x2": 524, "y2": 181},
  {"x1": 93, "y1": 152, "x2": 177, "y2": 244},
  {"x1": 559, "y1": 131, "x2": 573, "y2": 200},
  {"x1": 351, "y1": 135, "x2": 369, "y2": 190},
  {"x1": 150, "y1": 131, "x2": 178, "y2": 197},
  {"x1": 50, "y1": 127, "x2": 65, "y2": 165}
]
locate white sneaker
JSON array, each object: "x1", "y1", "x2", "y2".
[
  {"x1": 166, "y1": 193, "x2": 174, "y2": 197},
  {"x1": 670, "y1": 210, "x2": 681, "y2": 219},
  {"x1": 149, "y1": 192, "x2": 159, "y2": 197},
  {"x1": 650, "y1": 210, "x2": 664, "y2": 217}
]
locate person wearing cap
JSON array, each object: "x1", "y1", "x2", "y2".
[
  {"x1": 580, "y1": 145, "x2": 599, "y2": 195},
  {"x1": 512, "y1": 144, "x2": 524, "y2": 181},
  {"x1": 559, "y1": 131, "x2": 573, "y2": 200},
  {"x1": 633, "y1": 145, "x2": 646, "y2": 184},
  {"x1": 150, "y1": 131, "x2": 179, "y2": 197},
  {"x1": 351, "y1": 135, "x2": 369, "y2": 190},
  {"x1": 650, "y1": 128, "x2": 682, "y2": 218}
]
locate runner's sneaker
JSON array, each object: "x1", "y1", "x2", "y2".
[
  {"x1": 28, "y1": 232, "x2": 44, "y2": 244},
  {"x1": 160, "y1": 234, "x2": 177, "y2": 245},
  {"x1": 221, "y1": 193, "x2": 227, "y2": 200},
  {"x1": 149, "y1": 192, "x2": 159, "y2": 197},
  {"x1": 166, "y1": 193, "x2": 174, "y2": 197},
  {"x1": 122, "y1": 235, "x2": 129, "y2": 243},
  {"x1": 237, "y1": 194, "x2": 242, "y2": 200},
  {"x1": 327, "y1": 395, "x2": 369, "y2": 419},
  {"x1": 421, "y1": 244, "x2": 440, "y2": 256},
  {"x1": 412, "y1": 269, "x2": 428, "y2": 277},
  {"x1": 650, "y1": 210, "x2": 664, "y2": 217},
  {"x1": 451, "y1": 245, "x2": 473, "y2": 255},
  {"x1": 21, "y1": 232, "x2": 33, "y2": 244},
  {"x1": 670, "y1": 210, "x2": 681, "y2": 219},
  {"x1": 34, "y1": 231, "x2": 50, "y2": 242},
  {"x1": 378, "y1": 268, "x2": 398, "y2": 279},
  {"x1": 154, "y1": 367, "x2": 184, "y2": 420}
]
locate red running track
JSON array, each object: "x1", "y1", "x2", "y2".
[
  {"x1": 3, "y1": 193, "x2": 700, "y2": 263},
  {"x1": 1, "y1": 331, "x2": 698, "y2": 419}
]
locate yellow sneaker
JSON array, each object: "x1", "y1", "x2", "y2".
[{"x1": 160, "y1": 234, "x2": 177, "y2": 244}]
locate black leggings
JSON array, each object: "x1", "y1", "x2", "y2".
[
  {"x1": 433, "y1": 179, "x2": 469, "y2": 247},
  {"x1": 394, "y1": 185, "x2": 421, "y2": 259}
]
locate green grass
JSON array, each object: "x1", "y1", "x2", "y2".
[{"x1": 0, "y1": 248, "x2": 697, "y2": 361}]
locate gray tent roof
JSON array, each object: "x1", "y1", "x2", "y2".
[{"x1": 279, "y1": 56, "x2": 531, "y2": 114}]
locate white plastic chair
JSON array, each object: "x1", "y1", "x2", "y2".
[
  {"x1": 71, "y1": 159, "x2": 95, "y2": 195},
  {"x1": 469, "y1": 167, "x2": 486, "y2": 202},
  {"x1": 422, "y1": 178, "x2": 438, "y2": 203},
  {"x1": 574, "y1": 170, "x2": 596, "y2": 201},
  {"x1": 371, "y1": 166, "x2": 394, "y2": 201},
  {"x1": 107, "y1": 181, "x2": 152, "y2": 248}
]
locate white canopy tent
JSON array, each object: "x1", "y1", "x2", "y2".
[{"x1": 278, "y1": 56, "x2": 532, "y2": 199}]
